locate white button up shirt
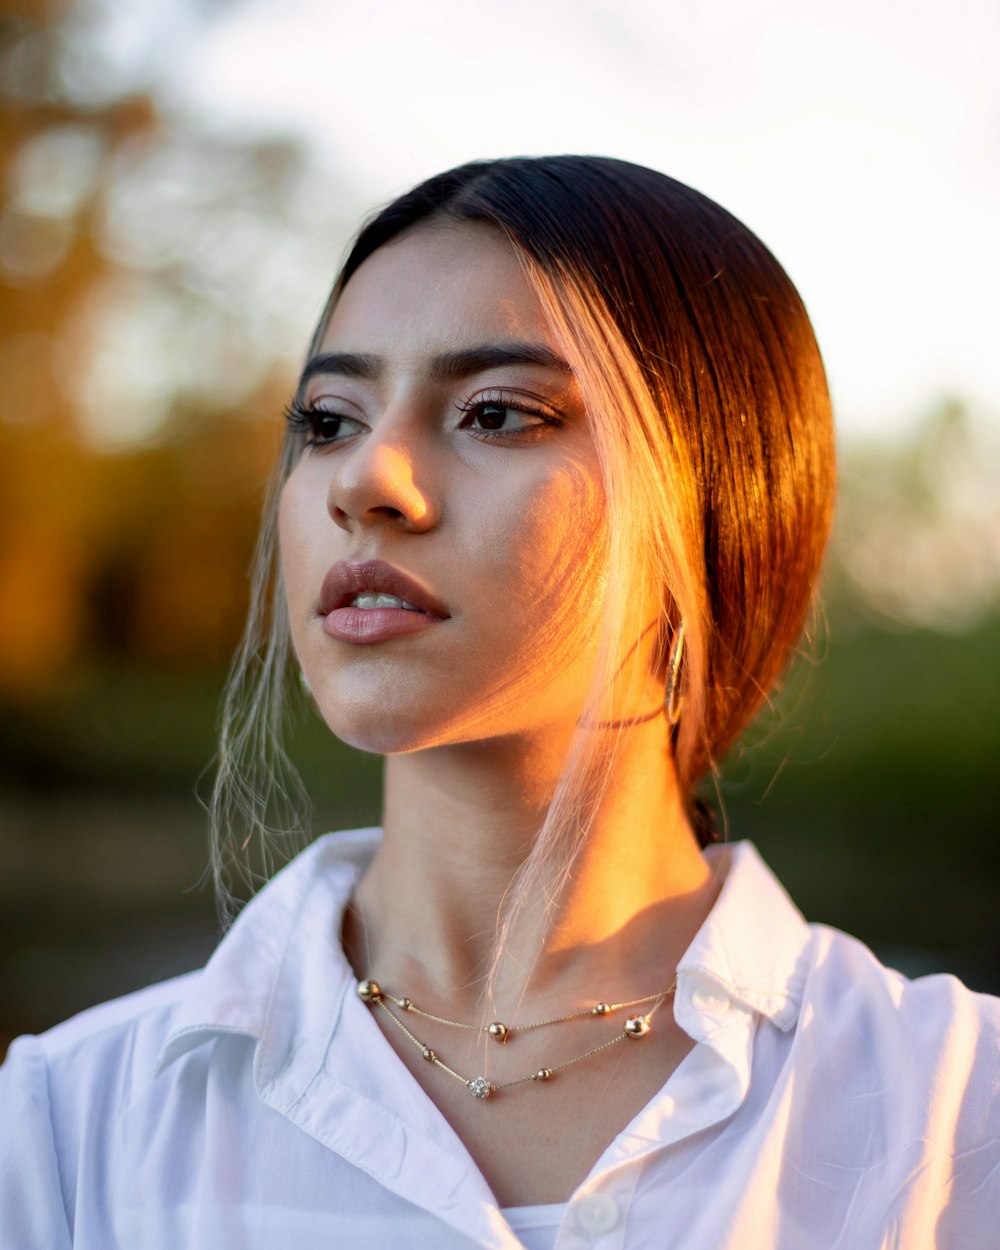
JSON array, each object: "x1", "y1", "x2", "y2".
[{"x1": 2, "y1": 830, "x2": 998, "y2": 1248}]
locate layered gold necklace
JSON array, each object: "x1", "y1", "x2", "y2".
[{"x1": 357, "y1": 977, "x2": 677, "y2": 1100}]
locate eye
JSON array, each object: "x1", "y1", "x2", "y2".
[
  {"x1": 284, "y1": 401, "x2": 364, "y2": 447},
  {"x1": 471, "y1": 402, "x2": 534, "y2": 431},
  {"x1": 456, "y1": 394, "x2": 560, "y2": 441}
]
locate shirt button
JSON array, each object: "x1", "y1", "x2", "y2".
[{"x1": 576, "y1": 1192, "x2": 620, "y2": 1234}]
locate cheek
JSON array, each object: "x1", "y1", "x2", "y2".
[{"x1": 462, "y1": 460, "x2": 608, "y2": 645}]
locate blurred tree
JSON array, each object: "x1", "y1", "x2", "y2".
[
  {"x1": 0, "y1": 0, "x2": 358, "y2": 697},
  {"x1": 827, "y1": 400, "x2": 1000, "y2": 633}
]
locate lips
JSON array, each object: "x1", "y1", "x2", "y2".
[{"x1": 318, "y1": 559, "x2": 449, "y2": 644}]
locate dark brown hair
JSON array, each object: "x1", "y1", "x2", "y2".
[{"x1": 212, "y1": 156, "x2": 835, "y2": 908}]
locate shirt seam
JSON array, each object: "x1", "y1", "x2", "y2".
[{"x1": 38, "y1": 1038, "x2": 74, "y2": 1244}]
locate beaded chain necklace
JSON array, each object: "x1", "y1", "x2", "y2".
[{"x1": 357, "y1": 977, "x2": 677, "y2": 1100}]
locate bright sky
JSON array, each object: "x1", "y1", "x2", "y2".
[{"x1": 136, "y1": 0, "x2": 1000, "y2": 439}]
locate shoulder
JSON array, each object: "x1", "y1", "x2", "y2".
[
  {"x1": 805, "y1": 922, "x2": 1000, "y2": 1045},
  {"x1": 0, "y1": 973, "x2": 201, "y2": 1248},
  {"x1": 0, "y1": 828, "x2": 376, "y2": 1241},
  {"x1": 24, "y1": 970, "x2": 199, "y2": 1066},
  {"x1": 4, "y1": 970, "x2": 198, "y2": 1083},
  {"x1": 792, "y1": 924, "x2": 1000, "y2": 1147},
  {"x1": 1, "y1": 972, "x2": 202, "y2": 1152},
  {"x1": 1, "y1": 826, "x2": 379, "y2": 1117},
  {"x1": 4, "y1": 827, "x2": 379, "y2": 1084}
]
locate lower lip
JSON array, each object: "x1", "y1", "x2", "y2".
[{"x1": 321, "y1": 606, "x2": 447, "y2": 644}]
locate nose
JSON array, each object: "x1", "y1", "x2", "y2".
[{"x1": 327, "y1": 420, "x2": 439, "y2": 534}]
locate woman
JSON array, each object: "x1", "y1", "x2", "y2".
[{"x1": 1, "y1": 157, "x2": 996, "y2": 1248}]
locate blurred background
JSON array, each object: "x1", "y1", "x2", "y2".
[{"x1": 2, "y1": 0, "x2": 998, "y2": 1060}]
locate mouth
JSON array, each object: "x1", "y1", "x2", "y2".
[
  {"x1": 319, "y1": 559, "x2": 450, "y2": 617},
  {"x1": 317, "y1": 559, "x2": 449, "y2": 645}
]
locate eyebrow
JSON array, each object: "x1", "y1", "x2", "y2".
[{"x1": 298, "y1": 342, "x2": 574, "y2": 388}]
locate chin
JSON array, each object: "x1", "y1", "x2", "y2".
[
  {"x1": 313, "y1": 689, "x2": 529, "y2": 759},
  {"x1": 312, "y1": 691, "x2": 448, "y2": 757}
]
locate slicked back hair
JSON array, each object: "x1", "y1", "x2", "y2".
[{"x1": 211, "y1": 157, "x2": 835, "y2": 932}]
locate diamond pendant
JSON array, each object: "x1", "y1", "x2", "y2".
[{"x1": 468, "y1": 1076, "x2": 496, "y2": 1100}]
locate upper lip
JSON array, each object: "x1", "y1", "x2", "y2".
[{"x1": 318, "y1": 559, "x2": 450, "y2": 617}]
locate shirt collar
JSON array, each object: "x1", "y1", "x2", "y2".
[
  {"x1": 594, "y1": 840, "x2": 814, "y2": 1162},
  {"x1": 154, "y1": 832, "x2": 814, "y2": 1226},
  {"x1": 156, "y1": 832, "x2": 811, "y2": 1078},
  {"x1": 678, "y1": 840, "x2": 812, "y2": 1031},
  {"x1": 155, "y1": 828, "x2": 379, "y2": 1075}
]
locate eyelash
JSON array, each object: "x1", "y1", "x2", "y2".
[
  {"x1": 283, "y1": 400, "x2": 361, "y2": 448},
  {"x1": 283, "y1": 391, "x2": 562, "y2": 450},
  {"x1": 453, "y1": 391, "x2": 561, "y2": 442}
]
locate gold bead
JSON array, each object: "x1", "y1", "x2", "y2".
[
  {"x1": 531, "y1": 1068, "x2": 553, "y2": 1081},
  {"x1": 624, "y1": 1015, "x2": 651, "y2": 1038},
  {"x1": 593, "y1": 1002, "x2": 611, "y2": 1015},
  {"x1": 357, "y1": 979, "x2": 382, "y2": 1004},
  {"x1": 399, "y1": 998, "x2": 413, "y2": 1011},
  {"x1": 421, "y1": 1046, "x2": 437, "y2": 1062},
  {"x1": 487, "y1": 1022, "x2": 510, "y2": 1043}
]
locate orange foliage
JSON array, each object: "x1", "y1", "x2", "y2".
[{"x1": 0, "y1": 8, "x2": 294, "y2": 697}]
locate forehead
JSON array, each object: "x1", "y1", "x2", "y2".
[{"x1": 319, "y1": 222, "x2": 553, "y2": 356}]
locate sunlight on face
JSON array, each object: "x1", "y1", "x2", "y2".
[{"x1": 278, "y1": 223, "x2": 610, "y2": 757}]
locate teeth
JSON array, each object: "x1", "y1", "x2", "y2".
[{"x1": 351, "y1": 592, "x2": 420, "y2": 611}]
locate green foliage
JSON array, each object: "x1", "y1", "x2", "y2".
[{"x1": 718, "y1": 615, "x2": 1000, "y2": 975}]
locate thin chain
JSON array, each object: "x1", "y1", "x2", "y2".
[
  {"x1": 374, "y1": 985, "x2": 676, "y2": 1034},
  {"x1": 373, "y1": 980, "x2": 676, "y2": 1098},
  {"x1": 375, "y1": 1000, "x2": 474, "y2": 1086},
  {"x1": 384, "y1": 997, "x2": 481, "y2": 1032},
  {"x1": 510, "y1": 989, "x2": 674, "y2": 1031},
  {"x1": 497, "y1": 1028, "x2": 634, "y2": 1089}
]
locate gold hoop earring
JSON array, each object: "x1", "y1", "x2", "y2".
[{"x1": 663, "y1": 623, "x2": 685, "y2": 726}]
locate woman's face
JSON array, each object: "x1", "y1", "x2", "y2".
[{"x1": 279, "y1": 222, "x2": 611, "y2": 756}]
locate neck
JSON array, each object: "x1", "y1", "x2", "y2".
[{"x1": 344, "y1": 716, "x2": 717, "y2": 1020}]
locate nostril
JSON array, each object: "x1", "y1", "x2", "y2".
[{"x1": 330, "y1": 503, "x2": 412, "y2": 530}]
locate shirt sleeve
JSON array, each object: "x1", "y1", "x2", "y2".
[{"x1": 0, "y1": 1035, "x2": 74, "y2": 1248}]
